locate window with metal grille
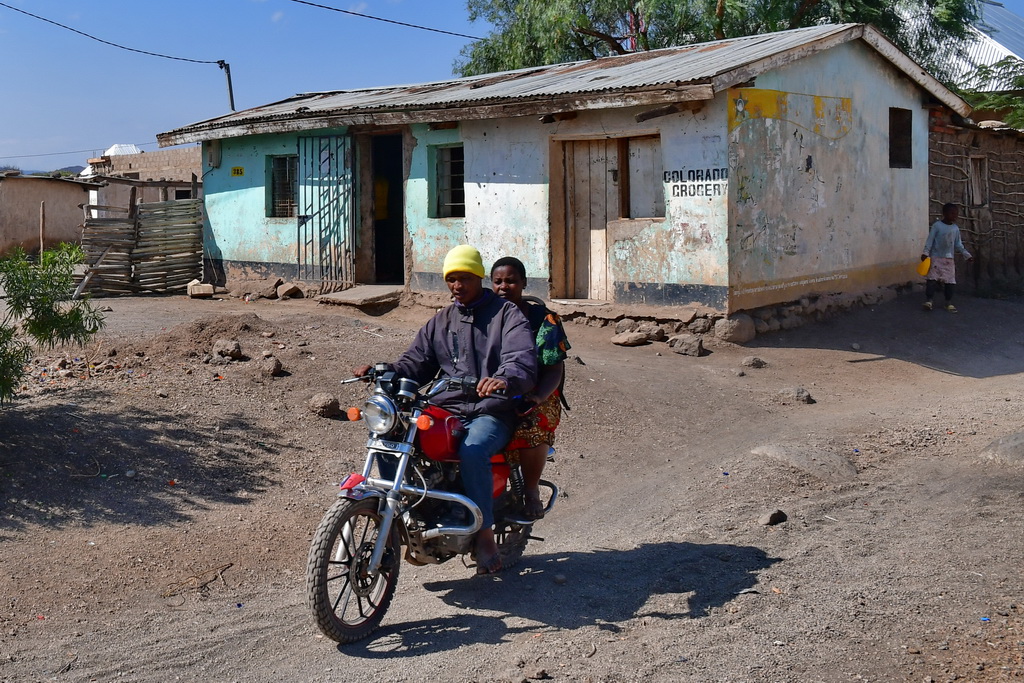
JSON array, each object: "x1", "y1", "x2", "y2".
[
  {"x1": 434, "y1": 145, "x2": 465, "y2": 218},
  {"x1": 888, "y1": 108, "x2": 913, "y2": 169},
  {"x1": 268, "y1": 155, "x2": 298, "y2": 217}
]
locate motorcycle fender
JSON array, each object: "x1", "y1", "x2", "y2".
[{"x1": 337, "y1": 487, "x2": 379, "y2": 502}]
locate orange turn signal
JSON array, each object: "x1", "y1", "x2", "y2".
[
  {"x1": 415, "y1": 414, "x2": 435, "y2": 430},
  {"x1": 346, "y1": 407, "x2": 362, "y2": 422}
]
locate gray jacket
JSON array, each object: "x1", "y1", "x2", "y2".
[{"x1": 391, "y1": 290, "x2": 537, "y2": 429}]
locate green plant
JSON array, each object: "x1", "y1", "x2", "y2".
[{"x1": 0, "y1": 244, "x2": 104, "y2": 403}]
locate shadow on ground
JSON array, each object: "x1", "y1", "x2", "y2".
[
  {"x1": 748, "y1": 293, "x2": 1024, "y2": 379},
  {"x1": 0, "y1": 386, "x2": 280, "y2": 537},
  {"x1": 346, "y1": 541, "x2": 779, "y2": 657}
]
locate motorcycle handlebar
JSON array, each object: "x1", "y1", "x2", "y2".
[{"x1": 345, "y1": 367, "x2": 512, "y2": 400}]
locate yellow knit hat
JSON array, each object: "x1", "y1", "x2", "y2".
[{"x1": 442, "y1": 244, "x2": 485, "y2": 279}]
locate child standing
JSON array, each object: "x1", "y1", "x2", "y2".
[{"x1": 922, "y1": 203, "x2": 973, "y2": 313}]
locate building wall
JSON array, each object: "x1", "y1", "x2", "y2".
[
  {"x1": 93, "y1": 146, "x2": 201, "y2": 182},
  {"x1": 193, "y1": 41, "x2": 942, "y2": 311},
  {"x1": 929, "y1": 115, "x2": 1024, "y2": 296},
  {"x1": 0, "y1": 177, "x2": 91, "y2": 255},
  {"x1": 727, "y1": 42, "x2": 930, "y2": 311},
  {"x1": 203, "y1": 132, "x2": 332, "y2": 280},
  {"x1": 405, "y1": 105, "x2": 730, "y2": 305}
]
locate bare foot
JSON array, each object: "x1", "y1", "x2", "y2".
[
  {"x1": 474, "y1": 528, "x2": 502, "y2": 575},
  {"x1": 523, "y1": 488, "x2": 545, "y2": 520}
]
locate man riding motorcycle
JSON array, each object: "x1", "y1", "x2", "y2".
[{"x1": 353, "y1": 244, "x2": 536, "y2": 574}]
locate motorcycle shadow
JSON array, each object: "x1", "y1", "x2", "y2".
[{"x1": 344, "y1": 541, "x2": 779, "y2": 656}]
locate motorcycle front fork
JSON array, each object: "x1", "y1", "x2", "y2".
[{"x1": 362, "y1": 450, "x2": 411, "y2": 574}]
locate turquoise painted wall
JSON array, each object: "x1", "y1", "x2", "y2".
[
  {"x1": 202, "y1": 129, "x2": 346, "y2": 272},
  {"x1": 406, "y1": 124, "x2": 467, "y2": 283}
]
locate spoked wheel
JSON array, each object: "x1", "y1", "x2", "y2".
[
  {"x1": 494, "y1": 520, "x2": 531, "y2": 570},
  {"x1": 306, "y1": 498, "x2": 401, "y2": 643}
]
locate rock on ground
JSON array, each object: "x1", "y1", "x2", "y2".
[
  {"x1": 212, "y1": 338, "x2": 242, "y2": 359},
  {"x1": 611, "y1": 332, "x2": 648, "y2": 347},
  {"x1": 308, "y1": 392, "x2": 341, "y2": 417},
  {"x1": 715, "y1": 314, "x2": 756, "y2": 343}
]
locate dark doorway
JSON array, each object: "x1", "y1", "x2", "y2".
[{"x1": 371, "y1": 135, "x2": 405, "y2": 284}]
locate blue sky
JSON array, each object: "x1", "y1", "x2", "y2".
[
  {"x1": 1, "y1": 0, "x2": 1022, "y2": 172},
  {"x1": 0, "y1": 0, "x2": 488, "y2": 170}
]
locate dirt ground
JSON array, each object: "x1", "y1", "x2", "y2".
[{"x1": 2, "y1": 287, "x2": 1024, "y2": 683}]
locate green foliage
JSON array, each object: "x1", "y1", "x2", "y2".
[
  {"x1": 456, "y1": 0, "x2": 982, "y2": 78},
  {"x1": 0, "y1": 244, "x2": 104, "y2": 403},
  {"x1": 960, "y1": 56, "x2": 1024, "y2": 128}
]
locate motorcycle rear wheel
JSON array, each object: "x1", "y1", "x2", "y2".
[
  {"x1": 307, "y1": 497, "x2": 401, "y2": 643},
  {"x1": 494, "y1": 521, "x2": 531, "y2": 569}
]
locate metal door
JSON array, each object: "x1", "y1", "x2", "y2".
[{"x1": 297, "y1": 135, "x2": 354, "y2": 287}]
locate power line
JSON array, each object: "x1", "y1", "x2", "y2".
[
  {"x1": 0, "y1": 143, "x2": 160, "y2": 162},
  {"x1": 0, "y1": 1, "x2": 220, "y2": 63},
  {"x1": 286, "y1": 0, "x2": 483, "y2": 41}
]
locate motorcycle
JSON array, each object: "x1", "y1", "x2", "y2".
[{"x1": 306, "y1": 364, "x2": 558, "y2": 643}]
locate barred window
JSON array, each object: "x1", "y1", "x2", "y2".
[
  {"x1": 434, "y1": 145, "x2": 465, "y2": 218},
  {"x1": 269, "y1": 155, "x2": 298, "y2": 217}
]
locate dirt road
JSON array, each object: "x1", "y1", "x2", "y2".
[{"x1": 2, "y1": 291, "x2": 1023, "y2": 682}]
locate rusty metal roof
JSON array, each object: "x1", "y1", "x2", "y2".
[{"x1": 159, "y1": 23, "x2": 968, "y2": 145}]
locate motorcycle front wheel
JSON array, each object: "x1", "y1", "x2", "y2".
[{"x1": 306, "y1": 497, "x2": 401, "y2": 643}]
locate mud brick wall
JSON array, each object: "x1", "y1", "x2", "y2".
[
  {"x1": 98, "y1": 147, "x2": 201, "y2": 182},
  {"x1": 928, "y1": 111, "x2": 1024, "y2": 297}
]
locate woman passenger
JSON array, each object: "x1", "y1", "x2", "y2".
[{"x1": 490, "y1": 257, "x2": 571, "y2": 520}]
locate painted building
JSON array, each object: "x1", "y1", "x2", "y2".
[
  {"x1": 0, "y1": 173, "x2": 103, "y2": 255},
  {"x1": 157, "y1": 23, "x2": 969, "y2": 312}
]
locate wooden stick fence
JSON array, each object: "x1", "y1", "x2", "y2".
[{"x1": 77, "y1": 194, "x2": 203, "y2": 296}]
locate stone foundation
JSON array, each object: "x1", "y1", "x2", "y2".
[{"x1": 558, "y1": 283, "x2": 910, "y2": 345}]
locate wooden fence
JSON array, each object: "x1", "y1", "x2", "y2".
[{"x1": 77, "y1": 189, "x2": 203, "y2": 296}]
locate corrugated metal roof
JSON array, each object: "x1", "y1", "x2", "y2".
[
  {"x1": 293, "y1": 23, "x2": 857, "y2": 107},
  {"x1": 159, "y1": 23, "x2": 966, "y2": 144},
  {"x1": 981, "y1": 1, "x2": 1024, "y2": 60},
  {"x1": 933, "y1": 1, "x2": 1024, "y2": 91}
]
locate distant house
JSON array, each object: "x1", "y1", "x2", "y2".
[
  {"x1": 0, "y1": 173, "x2": 103, "y2": 255},
  {"x1": 158, "y1": 23, "x2": 969, "y2": 313},
  {"x1": 82, "y1": 144, "x2": 202, "y2": 213}
]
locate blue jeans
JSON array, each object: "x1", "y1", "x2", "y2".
[
  {"x1": 376, "y1": 415, "x2": 510, "y2": 529},
  {"x1": 458, "y1": 415, "x2": 511, "y2": 530}
]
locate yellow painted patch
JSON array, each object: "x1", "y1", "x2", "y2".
[
  {"x1": 730, "y1": 261, "x2": 916, "y2": 312},
  {"x1": 729, "y1": 88, "x2": 852, "y2": 140}
]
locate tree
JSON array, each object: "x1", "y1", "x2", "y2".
[
  {"x1": 455, "y1": 0, "x2": 982, "y2": 82},
  {"x1": 0, "y1": 244, "x2": 104, "y2": 403},
  {"x1": 960, "y1": 56, "x2": 1024, "y2": 128}
]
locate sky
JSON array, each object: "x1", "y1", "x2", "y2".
[
  {"x1": 0, "y1": 0, "x2": 489, "y2": 171},
  {"x1": 2, "y1": 0, "x2": 1023, "y2": 173}
]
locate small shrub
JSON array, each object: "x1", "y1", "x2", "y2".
[{"x1": 0, "y1": 244, "x2": 104, "y2": 403}]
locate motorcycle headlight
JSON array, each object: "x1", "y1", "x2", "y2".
[{"x1": 362, "y1": 394, "x2": 399, "y2": 435}]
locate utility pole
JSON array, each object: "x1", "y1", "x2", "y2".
[{"x1": 218, "y1": 61, "x2": 236, "y2": 112}]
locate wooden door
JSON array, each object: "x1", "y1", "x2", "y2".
[{"x1": 564, "y1": 139, "x2": 618, "y2": 300}]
